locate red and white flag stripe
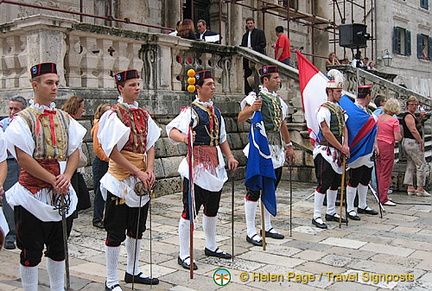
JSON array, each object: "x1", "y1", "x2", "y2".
[{"x1": 296, "y1": 50, "x2": 328, "y2": 147}]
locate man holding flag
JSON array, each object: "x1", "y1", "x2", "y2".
[
  {"x1": 238, "y1": 65, "x2": 295, "y2": 246},
  {"x1": 311, "y1": 70, "x2": 350, "y2": 229},
  {"x1": 339, "y1": 85, "x2": 378, "y2": 220},
  {"x1": 167, "y1": 70, "x2": 238, "y2": 270}
]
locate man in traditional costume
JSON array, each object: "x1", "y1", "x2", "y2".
[
  {"x1": 311, "y1": 70, "x2": 349, "y2": 229},
  {"x1": 167, "y1": 70, "x2": 238, "y2": 270},
  {"x1": 238, "y1": 65, "x2": 295, "y2": 246},
  {"x1": 98, "y1": 69, "x2": 161, "y2": 290},
  {"x1": 345, "y1": 85, "x2": 378, "y2": 220},
  {"x1": 5, "y1": 62, "x2": 86, "y2": 290}
]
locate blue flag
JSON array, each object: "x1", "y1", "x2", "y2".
[
  {"x1": 245, "y1": 111, "x2": 277, "y2": 216},
  {"x1": 339, "y1": 95, "x2": 377, "y2": 163}
]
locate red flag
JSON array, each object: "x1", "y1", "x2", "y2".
[{"x1": 296, "y1": 50, "x2": 328, "y2": 146}]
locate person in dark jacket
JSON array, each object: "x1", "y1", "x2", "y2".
[{"x1": 240, "y1": 17, "x2": 266, "y2": 94}]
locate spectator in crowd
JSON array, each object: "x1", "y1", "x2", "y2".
[
  {"x1": 195, "y1": 19, "x2": 219, "y2": 42},
  {"x1": 373, "y1": 95, "x2": 387, "y2": 116},
  {"x1": 273, "y1": 26, "x2": 291, "y2": 66},
  {"x1": 169, "y1": 20, "x2": 181, "y2": 36},
  {"x1": 62, "y1": 96, "x2": 91, "y2": 223},
  {"x1": 375, "y1": 98, "x2": 402, "y2": 206},
  {"x1": 326, "y1": 52, "x2": 340, "y2": 68},
  {"x1": 0, "y1": 129, "x2": 7, "y2": 250},
  {"x1": 240, "y1": 17, "x2": 266, "y2": 93},
  {"x1": 0, "y1": 95, "x2": 27, "y2": 250},
  {"x1": 340, "y1": 58, "x2": 350, "y2": 65},
  {"x1": 401, "y1": 96, "x2": 430, "y2": 197},
  {"x1": 352, "y1": 51, "x2": 364, "y2": 68},
  {"x1": 91, "y1": 103, "x2": 111, "y2": 229},
  {"x1": 178, "y1": 19, "x2": 196, "y2": 40},
  {"x1": 363, "y1": 57, "x2": 370, "y2": 69}
]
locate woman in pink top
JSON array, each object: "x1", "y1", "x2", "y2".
[{"x1": 375, "y1": 99, "x2": 402, "y2": 206}]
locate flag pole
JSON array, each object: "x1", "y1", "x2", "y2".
[
  {"x1": 260, "y1": 196, "x2": 266, "y2": 251},
  {"x1": 289, "y1": 163, "x2": 293, "y2": 237},
  {"x1": 372, "y1": 155, "x2": 384, "y2": 218},
  {"x1": 339, "y1": 156, "x2": 347, "y2": 228},
  {"x1": 187, "y1": 121, "x2": 195, "y2": 279},
  {"x1": 231, "y1": 170, "x2": 235, "y2": 262}
]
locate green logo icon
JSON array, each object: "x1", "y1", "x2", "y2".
[{"x1": 213, "y1": 268, "x2": 231, "y2": 286}]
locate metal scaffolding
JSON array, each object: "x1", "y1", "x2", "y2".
[{"x1": 225, "y1": 0, "x2": 375, "y2": 60}]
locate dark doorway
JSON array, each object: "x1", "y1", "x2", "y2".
[{"x1": 183, "y1": 0, "x2": 211, "y2": 27}]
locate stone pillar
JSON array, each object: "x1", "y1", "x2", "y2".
[
  {"x1": 262, "y1": 0, "x2": 279, "y2": 57},
  {"x1": 229, "y1": 3, "x2": 243, "y2": 47},
  {"x1": 4, "y1": 35, "x2": 20, "y2": 88},
  {"x1": 165, "y1": 0, "x2": 182, "y2": 29},
  {"x1": 117, "y1": 0, "x2": 149, "y2": 32},
  {"x1": 312, "y1": 0, "x2": 329, "y2": 71},
  {"x1": 97, "y1": 39, "x2": 115, "y2": 88},
  {"x1": 26, "y1": 29, "x2": 67, "y2": 85},
  {"x1": 80, "y1": 36, "x2": 99, "y2": 88},
  {"x1": 158, "y1": 45, "x2": 171, "y2": 90},
  {"x1": 65, "y1": 35, "x2": 83, "y2": 87}
]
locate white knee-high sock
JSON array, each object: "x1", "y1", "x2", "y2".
[
  {"x1": 125, "y1": 236, "x2": 141, "y2": 276},
  {"x1": 313, "y1": 191, "x2": 325, "y2": 219},
  {"x1": 264, "y1": 207, "x2": 272, "y2": 231},
  {"x1": 346, "y1": 186, "x2": 357, "y2": 213},
  {"x1": 46, "y1": 258, "x2": 64, "y2": 291},
  {"x1": 326, "y1": 189, "x2": 338, "y2": 215},
  {"x1": 178, "y1": 217, "x2": 190, "y2": 259},
  {"x1": 245, "y1": 199, "x2": 258, "y2": 237},
  {"x1": 20, "y1": 265, "x2": 38, "y2": 291},
  {"x1": 203, "y1": 215, "x2": 217, "y2": 251},
  {"x1": 105, "y1": 245, "x2": 121, "y2": 288},
  {"x1": 358, "y1": 184, "x2": 368, "y2": 209}
]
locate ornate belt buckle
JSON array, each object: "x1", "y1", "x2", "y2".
[{"x1": 134, "y1": 181, "x2": 149, "y2": 197}]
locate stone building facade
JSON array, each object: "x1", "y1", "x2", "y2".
[{"x1": 331, "y1": 0, "x2": 432, "y2": 98}]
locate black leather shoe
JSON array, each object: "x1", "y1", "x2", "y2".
[
  {"x1": 347, "y1": 212, "x2": 361, "y2": 220},
  {"x1": 312, "y1": 217, "x2": 328, "y2": 229},
  {"x1": 260, "y1": 228, "x2": 284, "y2": 239},
  {"x1": 325, "y1": 213, "x2": 347, "y2": 223},
  {"x1": 4, "y1": 241, "x2": 16, "y2": 250},
  {"x1": 93, "y1": 221, "x2": 104, "y2": 229},
  {"x1": 246, "y1": 234, "x2": 263, "y2": 246},
  {"x1": 177, "y1": 256, "x2": 198, "y2": 270},
  {"x1": 105, "y1": 281, "x2": 122, "y2": 291},
  {"x1": 205, "y1": 247, "x2": 232, "y2": 259},
  {"x1": 357, "y1": 206, "x2": 378, "y2": 215},
  {"x1": 124, "y1": 272, "x2": 159, "y2": 285}
]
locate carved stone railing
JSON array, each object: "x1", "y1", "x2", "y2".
[{"x1": 329, "y1": 65, "x2": 431, "y2": 108}]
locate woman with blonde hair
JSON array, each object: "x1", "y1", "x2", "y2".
[
  {"x1": 91, "y1": 103, "x2": 111, "y2": 228},
  {"x1": 375, "y1": 98, "x2": 402, "y2": 205},
  {"x1": 400, "y1": 96, "x2": 430, "y2": 196},
  {"x1": 326, "y1": 52, "x2": 340, "y2": 67}
]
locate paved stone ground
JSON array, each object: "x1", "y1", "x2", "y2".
[{"x1": 1, "y1": 179, "x2": 431, "y2": 290}]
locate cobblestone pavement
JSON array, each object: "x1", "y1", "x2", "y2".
[{"x1": 1, "y1": 180, "x2": 431, "y2": 290}]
